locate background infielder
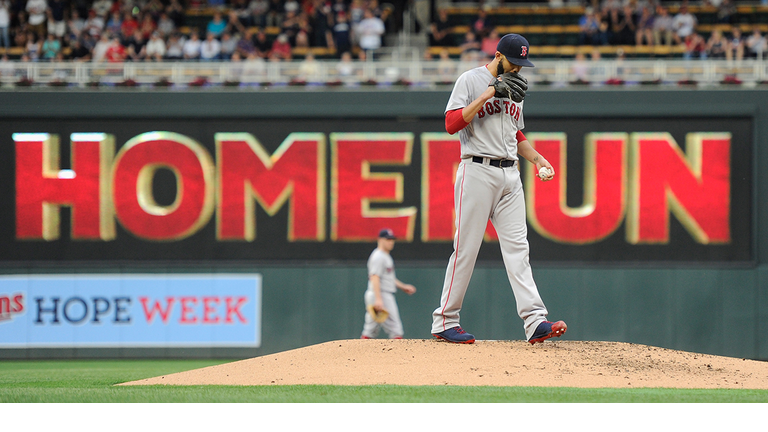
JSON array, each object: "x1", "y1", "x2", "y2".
[
  {"x1": 431, "y1": 33, "x2": 567, "y2": 344},
  {"x1": 361, "y1": 228, "x2": 416, "y2": 339}
]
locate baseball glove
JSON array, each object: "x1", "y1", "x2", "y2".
[
  {"x1": 366, "y1": 304, "x2": 389, "y2": 323},
  {"x1": 500, "y1": 71, "x2": 528, "y2": 103}
]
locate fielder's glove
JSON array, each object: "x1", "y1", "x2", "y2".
[
  {"x1": 366, "y1": 304, "x2": 389, "y2": 323},
  {"x1": 490, "y1": 72, "x2": 528, "y2": 102}
]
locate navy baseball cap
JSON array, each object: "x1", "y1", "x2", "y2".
[
  {"x1": 497, "y1": 34, "x2": 535, "y2": 68},
  {"x1": 378, "y1": 228, "x2": 396, "y2": 239}
]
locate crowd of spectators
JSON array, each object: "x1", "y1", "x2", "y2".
[
  {"x1": 428, "y1": 0, "x2": 767, "y2": 61},
  {"x1": 573, "y1": 0, "x2": 766, "y2": 61},
  {"x1": 0, "y1": 0, "x2": 393, "y2": 62}
]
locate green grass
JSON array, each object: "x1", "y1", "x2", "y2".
[{"x1": 1, "y1": 359, "x2": 767, "y2": 403}]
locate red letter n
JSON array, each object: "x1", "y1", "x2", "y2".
[{"x1": 627, "y1": 132, "x2": 731, "y2": 244}]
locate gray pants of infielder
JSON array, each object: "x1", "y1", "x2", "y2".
[
  {"x1": 431, "y1": 158, "x2": 548, "y2": 341},
  {"x1": 362, "y1": 290, "x2": 404, "y2": 338}
]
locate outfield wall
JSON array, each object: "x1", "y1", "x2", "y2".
[{"x1": 1, "y1": 89, "x2": 766, "y2": 360}]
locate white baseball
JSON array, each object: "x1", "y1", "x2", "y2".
[{"x1": 538, "y1": 167, "x2": 552, "y2": 179}]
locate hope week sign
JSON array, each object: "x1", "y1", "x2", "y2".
[{"x1": 0, "y1": 274, "x2": 261, "y2": 348}]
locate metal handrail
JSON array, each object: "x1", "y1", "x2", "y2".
[{"x1": 1, "y1": 58, "x2": 766, "y2": 88}]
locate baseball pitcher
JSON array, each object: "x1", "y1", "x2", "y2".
[{"x1": 431, "y1": 34, "x2": 567, "y2": 344}]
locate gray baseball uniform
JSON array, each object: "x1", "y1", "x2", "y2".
[
  {"x1": 362, "y1": 248, "x2": 404, "y2": 338},
  {"x1": 431, "y1": 65, "x2": 549, "y2": 341}
]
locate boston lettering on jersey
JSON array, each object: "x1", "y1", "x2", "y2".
[
  {"x1": 477, "y1": 100, "x2": 521, "y2": 121},
  {"x1": 12, "y1": 130, "x2": 732, "y2": 251}
]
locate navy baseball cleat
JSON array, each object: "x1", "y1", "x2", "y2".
[
  {"x1": 433, "y1": 326, "x2": 476, "y2": 344},
  {"x1": 528, "y1": 320, "x2": 567, "y2": 344}
]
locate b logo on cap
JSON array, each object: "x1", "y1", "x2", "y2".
[{"x1": 521, "y1": 46, "x2": 528, "y2": 57}]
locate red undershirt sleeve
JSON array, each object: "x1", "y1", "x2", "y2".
[
  {"x1": 445, "y1": 108, "x2": 470, "y2": 135},
  {"x1": 516, "y1": 130, "x2": 527, "y2": 143}
]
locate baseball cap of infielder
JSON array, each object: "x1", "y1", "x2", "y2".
[
  {"x1": 378, "y1": 228, "x2": 396, "y2": 239},
  {"x1": 496, "y1": 34, "x2": 535, "y2": 68}
]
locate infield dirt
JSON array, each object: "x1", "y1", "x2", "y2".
[{"x1": 120, "y1": 339, "x2": 768, "y2": 389}]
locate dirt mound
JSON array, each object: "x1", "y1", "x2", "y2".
[{"x1": 120, "y1": 339, "x2": 768, "y2": 389}]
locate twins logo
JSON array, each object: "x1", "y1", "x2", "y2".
[
  {"x1": 0, "y1": 293, "x2": 25, "y2": 323},
  {"x1": 521, "y1": 46, "x2": 528, "y2": 57}
]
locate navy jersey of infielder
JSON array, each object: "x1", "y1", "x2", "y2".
[{"x1": 431, "y1": 34, "x2": 567, "y2": 345}]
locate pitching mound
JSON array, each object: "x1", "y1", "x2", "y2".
[{"x1": 119, "y1": 339, "x2": 768, "y2": 389}]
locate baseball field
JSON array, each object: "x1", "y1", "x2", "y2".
[{"x1": 2, "y1": 339, "x2": 768, "y2": 403}]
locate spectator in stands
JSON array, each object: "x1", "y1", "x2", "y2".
[
  {"x1": 91, "y1": 32, "x2": 110, "y2": 61},
  {"x1": 570, "y1": 51, "x2": 589, "y2": 84},
  {"x1": 481, "y1": 28, "x2": 500, "y2": 58},
  {"x1": 105, "y1": 11, "x2": 122, "y2": 36},
  {"x1": 0, "y1": 0, "x2": 9, "y2": 50},
  {"x1": 635, "y1": 5, "x2": 654, "y2": 46},
  {"x1": 104, "y1": 35, "x2": 126, "y2": 62},
  {"x1": 69, "y1": 37, "x2": 91, "y2": 61},
  {"x1": 139, "y1": 14, "x2": 157, "y2": 40},
  {"x1": 157, "y1": 12, "x2": 175, "y2": 37},
  {"x1": 166, "y1": 0, "x2": 185, "y2": 28},
  {"x1": 145, "y1": 0, "x2": 165, "y2": 21},
  {"x1": 0, "y1": 53, "x2": 11, "y2": 75},
  {"x1": 348, "y1": 0, "x2": 365, "y2": 32},
  {"x1": 294, "y1": 12, "x2": 312, "y2": 47},
  {"x1": 236, "y1": 28, "x2": 256, "y2": 57},
  {"x1": 68, "y1": 10, "x2": 86, "y2": 40},
  {"x1": 746, "y1": 27, "x2": 767, "y2": 60},
  {"x1": 617, "y1": 5, "x2": 637, "y2": 45},
  {"x1": 126, "y1": 29, "x2": 147, "y2": 61},
  {"x1": 92, "y1": 0, "x2": 112, "y2": 19},
  {"x1": 436, "y1": 47, "x2": 456, "y2": 82},
  {"x1": 332, "y1": 11, "x2": 352, "y2": 56},
  {"x1": 200, "y1": 31, "x2": 221, "y2": 61},
  {"x1": 220, "y1": 31, "x2": 238, "y2": 59},
  {"x1": 332, "y1": 0, "x2": 347, "y2": 17},
  {"x1": 269, "y1": 32, "x2": 292, "y2": 61},
  {"x1": 430, "y1": 8, "x2": 453, "y2": 47},
  {"x1": 26, "y1": 0, "x2": 47, "y2": 40},
  {"x1": 357, "y1": 8, "x2": 385, "y2": 53},
  {"x1": 266, "y1": 0, "x2": 284, "y2": 27},
  {"x1": 24, "y1": 31, "x2": 41, "y2": 60},
  {"x1": 121, "y1": 11, "x2": 138, "y2": 42},
  {"x1": 311, "y1": 0, "x2": 334, "y2": 49},
  {"x1": 726, "y1": 27, "x2": 744, "y2": 62},
  {"x1": 652, "y1": 6, "x2": 673, "y2": 46},
  {"x1": 41, "y1": 33, "x2": 61, "y2": 60},
  {"x1": 145, "y1": 31, "x2": 166, "y2": 60},
  {"x1": 717, "y1": 0, "x2": 736, "y2": 25},
  {"x1": 249, "y1": 0, "x2": 269, "y2": 28},
  {"x1": 225, "y1": 10, "x2": 247, "y2": 36},
  {"x1": 605, "y1": 3, "x2": 624, "y2": 45},
  {"x1": 706, "y1": 28, "x2": 727, "y2": 59},
  {"x1": 48, "y1": 0, "x2": 67, "y2": 38},
  {"x1": 253, "y1": 28, "x2": 272, "y2": 58},
  {"x1": 14, "y1": 13, "x2": 31, "y2": 48},
  {"x1": 165, "y1": 32, "x2": 184, "y2": 59},
  {"x1": 459, "y1": 31, "x2": 481, "y2": 61},
  {"x1": 182, "y1": 31, "x2": 202, "y2": 60},
  {"x1": 281, "y1": 10, "x2": 301, "y2": 45},
  {"x1": 472, "y1": 6, "x2": 492, "y2": 40},
  {"x1": 298, "y1": 51, "x2": 320, "y2": 81},
  {"x1": 578, "y1": 7, "x2": 605, "y2": 46},
  {"x1": 336, "y1": 50, "x2": 355, "y2": 78},
  {"x1": 207, "y1": 11, "x2": 227, "y2": 38},
  {"x1": 231, "y1": 0, "x2": 251, "y2": 27},
  {"x1": 683, "y1": 32, "x2": 707, "y2": 60},
  {"x1": 672, "y1": 5, "x2": 697, "y2": 46},
  {"x1": 84, "y1": 9, "x2": 106, "y2": 38}
]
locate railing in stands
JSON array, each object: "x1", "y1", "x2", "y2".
[{"x1": 0, "y1": 58, "x2": 766, "y2": 88}]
